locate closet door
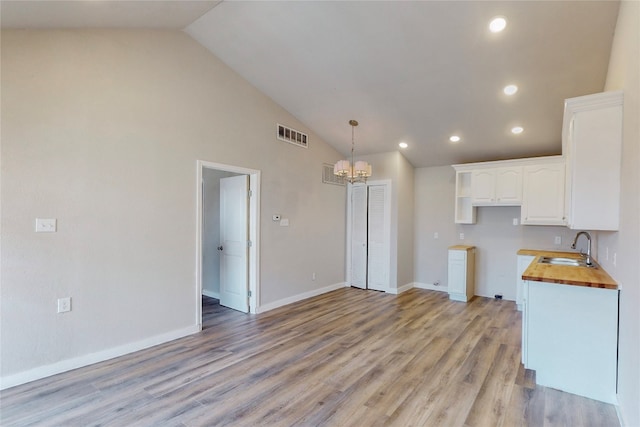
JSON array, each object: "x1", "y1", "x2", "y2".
[
  {"x1": 350, "y1": 184, "x2": 368, "y2": 289},
  {"x1": 367, "y1": 184, "x2": 389, "y2": 291}
]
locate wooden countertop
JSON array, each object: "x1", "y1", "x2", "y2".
[
  {"x1": 449, "y1": 245, "x2": 475, "y2": 251},
  {"x1": 518, "y1": 249, "x2": 618, "y2": 290}
]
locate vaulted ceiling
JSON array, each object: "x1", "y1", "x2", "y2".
[{"x1": 1, "y1": 1, "x2": 620, "y2": 167}]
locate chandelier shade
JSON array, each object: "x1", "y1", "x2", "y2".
[{"x1": 334, "y1": 120, "x2": 372, "y2": 184}]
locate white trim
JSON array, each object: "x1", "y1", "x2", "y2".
[
  {"x1": 386, "y1": 282, "x2": 414, "y2": 294},
  {"x1": 615, "y1": 402, "x2": 624, "y2": 427},
  {"x1": 452, "y1": 155, "x2": 564, "y2": 171},
  {"x1": 256, "y1": 282, "x2": 346, "y2": 314},
  {"x1": 196, "y1": 160, "x2": 261, "y2": 316},
  {"x1": 202, "y1": 290, "x2": 220, "y2": 300},
  {"x1": 413, "y1": 282, "x2": 449, "y2": 293},
  {"x1": 0, "y1": 324, "x2": 200, "y2": 391}
]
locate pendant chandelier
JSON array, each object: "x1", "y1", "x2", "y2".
[{"x1": 333, "y1": 120, "x2": 372, "y2": 184}]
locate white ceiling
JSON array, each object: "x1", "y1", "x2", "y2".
[
  {"x1": 2, "y1": 1, "x2": 620, "y2": 167},
  {"x1": 0, "y1": 1, "x2": 220, "y2": 29}
]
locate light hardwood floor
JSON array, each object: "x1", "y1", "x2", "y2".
[{"x1": 1, "y1": 288, "x2": 619, "y2": 426}]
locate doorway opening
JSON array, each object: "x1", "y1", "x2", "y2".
[{"x1": 196, "y1": 160, "x2": 260, "y2": 328}]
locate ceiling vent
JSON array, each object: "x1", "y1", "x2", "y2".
[
  {"x1": 323, "y1": 163, "x2": 346, "y2": 186},
  {"x1": 277, "y1": 123, "x2": 308, "y2": 148}
]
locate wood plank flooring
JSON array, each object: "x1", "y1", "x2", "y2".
[{"x1": 0, "y1": 288, "x2": 620, "y2": 426}]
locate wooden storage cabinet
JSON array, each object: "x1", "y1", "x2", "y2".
[
  {"x1": 521, "y1": 161, "x2": 566, "y2": 226},
  {"x1": 563, "y1": 91, "x2": 623, "y2": 231},
  {"x1": 447, "y1": 246, "x2": 475, "y2": 302}
]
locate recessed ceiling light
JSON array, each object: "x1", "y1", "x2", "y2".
[
  {"x1": 399, "y1": 142, "x2": 408, "y2": 149},
  {"x1": 503, "y1": 84, "x2": 518, "y2": 95},
  {"x1": 489, "y1": 16, "x2": 507, "y2": 33},
  {"x1": 449, "y1": 135, "x2": 461, "y2": 143},
  {"x1": 511, "y1": 126, "x2": 524, "y2": 134}
]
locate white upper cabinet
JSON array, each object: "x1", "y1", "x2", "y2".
[
  {"x1": 495, "y1": 167, "x2": 523, "y2": 204},
  {"x1": 471, "y1": 169, "x2": 495, "y2": 204},
  {"x1": 521, "y1": 160, "x2": 566, "y2": 226},
  {"x1": 454, "y1": 171, "x2": 476, "y2": 224},
  {"x1": 471, "y1": 166, "x2": 522, "y2": 206},
  {"x1": 563, "y1": 91, "x2": 623, "y2": 231}
]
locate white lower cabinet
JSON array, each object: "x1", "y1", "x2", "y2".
[
  {"x1": 447, "y1": 246, "x2": 475, "y2": 302},
  {"x1": 516, "y1": 255, "x2": 535, "y2": 311},
  {"x1": 522, "y1": 280, "x2": 619, "y2": 404}
]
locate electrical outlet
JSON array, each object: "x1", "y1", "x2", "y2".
[
  {"x1": 459, "y1": 233, "x2": 464, "y2": 240},
  {"x1": 512, "y1": 218, "x2": 518, "y2": 226},
  {"x1": 554, "y1": 236, "x2": 562, "y2": 245},
  {"x1": 57, "y1": 297, "x2": 71, "y2": 313},
  {"x1": 605, "y1": 247, "x2": 609, "y2": 261},
  {"x1": 613, "y1": 253, "x2": 617, "y2": 267},
  {"x1": 433, "y1": 232, "x2": 439, "y2": 239},
  {"x1": 35, "y1": 218, "x2": 57, "y2": 233},
  {"x1": 312, "y1": 272, "x2": 316, "y2": 281}
]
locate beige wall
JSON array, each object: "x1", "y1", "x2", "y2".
[
  {"x1": 600, "y1": 2, "x2": 640, "y2": 425},
  {"x1": 396, "y1": 152, "x2": 415, "y2": 288},
  {"x1": 0, "y1": 30, "x2": 346, "y2": 384}
]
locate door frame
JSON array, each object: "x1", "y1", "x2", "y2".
[
  {"x1": 196, "y1": 160, "x2": 261, "y2": 326},
  {"x1": 345, "y1": 179, "x2": 392, "y2": 290}
]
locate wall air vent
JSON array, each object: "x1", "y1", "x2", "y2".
[
  {"x1": 277, "y1": 123, "x2": 308, "y2": 148},
  {"x1": 323, "y1": 163, "x2": 346, "y2": 186}
]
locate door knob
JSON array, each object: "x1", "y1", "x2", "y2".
[{"x1": 217, "y1": 246, "x2": 223, "y2": 251}]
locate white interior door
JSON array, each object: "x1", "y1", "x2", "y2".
[
  {"x1": 367, "y1": 184, "x2": 389, "y2": 291},
  {"x1": 350, "y1": 184, "x2": 368, "y2": 289},
  {"x1": 219, "y1": 175, "x2": 249, "y2": 312}
]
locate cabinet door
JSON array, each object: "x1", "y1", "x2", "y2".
[
  {"x1": 565, "y1": 93, "x2": 622, "y2": 231},
  {"x1": 495, "y1": 167, "x2": 523, "y2": 205},
  {"x1": 471, "y1": 170, "x2": 496, "y2": 205},
  {"x1": 447, "y1": 251, "x2": 466, "y2": 295},
  {"x1": 521, "y1": 163, "x2": 566, "y2": 225}
]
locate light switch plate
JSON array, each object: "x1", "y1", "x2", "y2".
[
  {"x1": 57, "y1": 297, "x2": 71, "y2": 313},
  {"x1": 554, "y1": 236, "x2": 562, "y2": 245},
  {"x1": 280, "y1": 218, "x2": 289, "y2": 227},
  {"x1": 35, "y1": 218, "x2": 57, "y2": 232}
]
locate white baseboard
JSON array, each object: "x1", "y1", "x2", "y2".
[
  {"x1": 413, "y1": 282, "x2": 448, "y2": 293},
  {"x1": 202, "y1": 289, "x2": 220, "y2": 300},
  {"x1": 0, "y1": 324, "x2": 200, "y2": 390},
  {"x1": 386, "y1": 282, "x2": 414, "y2": 294},
  {"x1": 256, "y1": 282, "x2": 346, "y2": 313}
]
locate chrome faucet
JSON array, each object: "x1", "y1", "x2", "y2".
[{"x1": 571, "y1": 231, "x2": 593, "y2": 266}]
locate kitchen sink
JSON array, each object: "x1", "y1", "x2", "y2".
[{"x1": 537, "y1": 256, "x2": 596, "y2": 268}]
